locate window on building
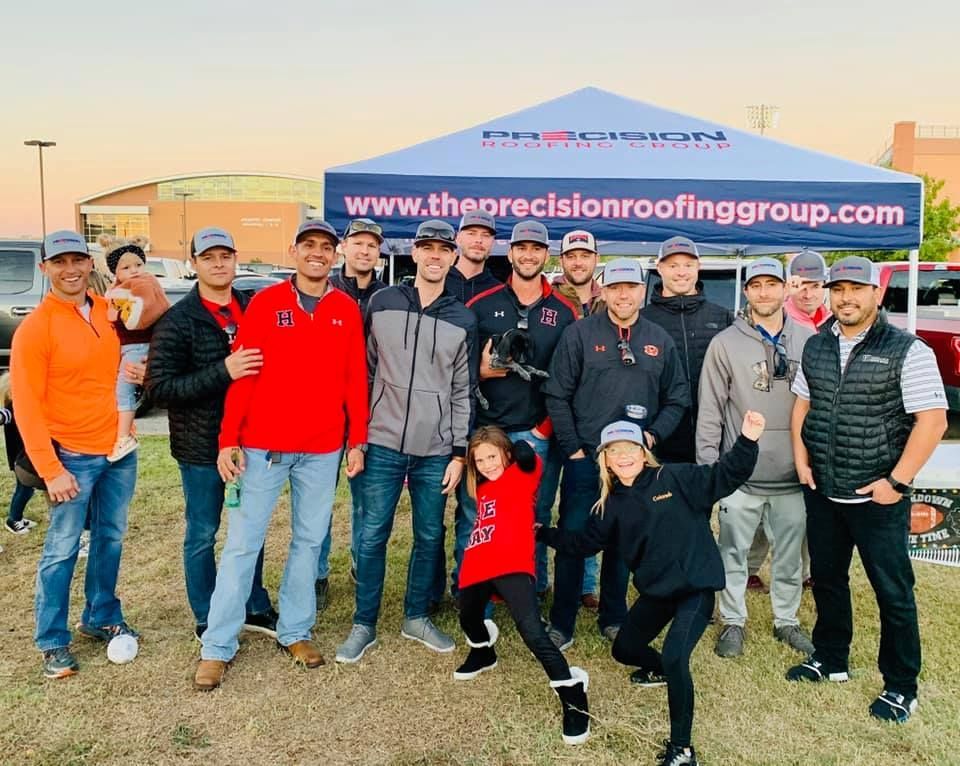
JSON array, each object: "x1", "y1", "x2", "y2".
[
  {"x1": 156, "y1": 175, "x2": 322, "y2": 207},
  {"x1": 82, "y1": 213, "x2": 150, "y2": 243}
]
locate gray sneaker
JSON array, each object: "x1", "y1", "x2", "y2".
[
  {"x1": 335, "y1": 624, "x2": 377, "y2": 664},
  {"x1": 547, "y1": 625, "x2": 573, "y2": 652},
  {"x1": 400, "y1": 617, "x2": 455, "y2": 653},
  {"x1": 715, "y1": 624, "x2": 745, "y2": 657},
  {"x1": 774, "y1": 624, "x2": 815, "y2": 655}
]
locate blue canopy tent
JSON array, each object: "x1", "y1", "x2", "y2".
[{"x1": 325, "y1": 87, "x2": 925, "y2": 326}]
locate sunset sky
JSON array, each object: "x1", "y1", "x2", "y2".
[{"x1": 3, "y1": 0, "x2": 959, "y2": 237}]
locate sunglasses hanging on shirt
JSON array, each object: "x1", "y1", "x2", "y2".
[
  {"x1": 618, "y1": 327, "x2": 636, "y2": 367},
  {"x1": 218, "y1": 305, "x2": 238, "y2": 344}
]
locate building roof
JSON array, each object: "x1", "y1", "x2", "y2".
[{"x1": 77, "y1": 171, "x2": 323, "y2": 204}]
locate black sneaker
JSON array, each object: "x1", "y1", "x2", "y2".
[
  {"x1": 314, "y1": 578, "x2": 329, "y2": 613},
  {"x1": 869, "y1": 690, "x2": 918, "y2": 723},
  {"x1": 630, "y1": 668, "x2": 668, "y2": 688},
  {"x1": 5, "y1": 518, "x2": 36, "y2": 535},
  {"x1": 656, "y1": 740, "x2": 698, "y2": 765},
  {"x1": 42, "y1": 646, "x2": 79, "y2": 679},
  {"x1": 194, "y1": 624, "x2": 207, "y2": 642},
  {"x1": 242, "y1": 608, "x2": 278, "y2": 638},
  {"x1": 75, "y1": 621, "x2": 140, "y2": 642},
  {"x1": 453, "y1": 647, "x2": 498, "y2": 680},
  {"x1": 785, "y1": 657, "x2": 850, "y2": 683}
]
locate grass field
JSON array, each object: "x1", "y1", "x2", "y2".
[{"x1": 1, "y1": 435, "x2": 958, "y2": 765}]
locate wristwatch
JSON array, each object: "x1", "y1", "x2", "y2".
[{"x1": 886, "y1": 475, "x2": 912, "y2": 495}]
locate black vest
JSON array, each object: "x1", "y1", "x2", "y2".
[{"x1": 800, "y1": 313, "x2": 916, "y2": 498}]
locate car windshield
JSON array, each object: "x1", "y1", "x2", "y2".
[
  {"x1": 146, "y1": 261, "x2": 167, "y2": 277},
  {"x1": 883, "y1": 270, "x2": 960, "y2": 311},
  {"x1": 0, "y1": 250, "x2": 37, "y2": 295}
]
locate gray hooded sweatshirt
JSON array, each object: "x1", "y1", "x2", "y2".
[{"x1": 696, "y1": 311, "x2": 814, "y2": 495}]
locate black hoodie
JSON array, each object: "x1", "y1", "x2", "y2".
[
  {"x1": 538, "y1": 434, "x2": 758, "y2": 598},
  {"x1": 640, "y1": 284, "x2": 733, "y2": 462}
]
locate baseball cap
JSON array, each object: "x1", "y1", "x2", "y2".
[
  {"x1": 657, "y1": 235, "x2": 699, "y2": 262},
  {"x1": 41, "y1": 230, "x2": 88, "y2": 261},
  {"x1": 510, "y1": 220, "x2": 549, "y2": 246},
  {"x1": 191, "y1": 227, "x2": 236, "y2": 257},
  {"x1": 825, "y1": 255, "x2": 879, "y2": 287},
  {"x1": 295, "y1": 219, "x2": 339, "y2": 245},
  {"x1": 458, "y1": 210, "x2": 496, "y2": 234},
  {"x1": 788, "y1": 250, "x2": 828, "y2": 282},
  {"x1": 596, "y1": 420, "x2": 660, "y2": 466},
  {"x1": 413, "y1": 219, "x2": 457, "y2": 247},
  {"x1": 343, "y1": 218, "x2": 383, "y2": 243},
  {"x1": 602, "y1": 258, "x2": 645, "y2": 286},
  {"x1": 561, "y1": 230, "x2": 597, "y2": 255},
  {"x1": 744, "y1": 257, "x2": 785, "y2": 285}
]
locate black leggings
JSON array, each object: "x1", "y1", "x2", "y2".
[
  {"x1": 612, "y1": 590, "x2": 714, "y2": 747},
  {"x1": 459, "y1": 573, "x2": 571, "y2": 682}
]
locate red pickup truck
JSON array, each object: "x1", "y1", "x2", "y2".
[{"x1": 877, "y1": 262, "x2": 960, "y2": 412}]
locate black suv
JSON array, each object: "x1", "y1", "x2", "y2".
[{"x1": 0, "y1": 240, "x2": 46, "y2": 369}]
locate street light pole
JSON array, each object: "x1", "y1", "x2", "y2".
[
  {"x1": 745, "y1": 104, "x2": 781, "y2": 136},
  {"x1": 24, "y1": 139, "x2": 56, "y2": 238},
  {"x1": 176, "y1": 191, "x2": 194, "y2": 260}
]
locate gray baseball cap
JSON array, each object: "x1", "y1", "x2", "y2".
[
  {"x1": 343, "y1": 218, "x2": 383, "y2": 243},
  {"x1": 414, "y1": 219, "x2": 457, "y2": 247},
  {"x1": 296, "y1": 219, "x2": 339, "y2": 244},
  {"x1": 596, "y1": 420, "x2": 659, "y2": 465},
  {"x1": 657, "y1": 235, "x2": 700, "y2": 262},
  {"x1": 510, "y1": 220, "x2": 549, "y2": 246},
  {"x1": 603, "y1": 258, "x2": 645, "y2": 285},
  {"x1": 459, "y1": 210, "x2": 496, "y2": 234},
  {"x1": 191, "y1": 227, "x2": 236, "y2": 257},
  {"x1": 788, "y1": 250, "x2": 828, "y2": 282},
  {"x1": 41, "y1": 230, "x2": 89, "y2": 261},
  {"x1": 826, "y1": 255, "x2": 879, "y2": 287},
  {"x1": 744, "y1": 257, "x2": 785, "y2": 285}
]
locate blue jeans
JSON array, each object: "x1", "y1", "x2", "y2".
[
  {"x1": 178, "y1": 461, "x2": 273, "y2": 626},
  {"x1": 34, "y1": 449, "x2": 137, "y2": 652},
  {"x1": 117, "y1": 342, "x2": 149, "y2": 411},
  {"x1": 582, "y1": 554, "x2": 599, "y2": 595},
  {"x1": 7, "y1": 478, "x2": 36, "y2": 524},
  {"x1": 201, "y1": 448, "x2": 340, "y2": 661},
  {"x1": 354, "y1": 444, "x2": 449, "y2": 627},
  {"x1": 317, "y1": 469, "x2": 361, "y2": 580},
  {"x1": 446, "y1": 429, "x2": 561, "y2": 598},
  {"x1": 549, "y1": 455, "x2": 629, "y2": 637}
]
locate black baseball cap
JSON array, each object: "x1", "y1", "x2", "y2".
[{"x1": 295, "y1": 220, "x2": 339, "y2": 244}]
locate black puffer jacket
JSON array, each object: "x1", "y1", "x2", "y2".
[
  {"x1": 144, "y1": 286, "x2": 251, "y2": 464},
  {"x1": 640, "y1": 285, "x2": 733, "y2": 462}
]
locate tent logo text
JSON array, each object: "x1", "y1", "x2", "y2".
[{"x1": 481, "y1": 129, "x2": 730, "y2": 151}]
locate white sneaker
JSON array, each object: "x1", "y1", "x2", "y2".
[{"x1": 107, "y1": 435, "x2": 139, "y2": 463}]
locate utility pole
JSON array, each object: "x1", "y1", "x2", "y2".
[
  {"x1": 23, "y1": 139, "x2": 56, "y2": 237},
  {"x1": 176, "y1": 191, "x2": 194, "y2": 260}
]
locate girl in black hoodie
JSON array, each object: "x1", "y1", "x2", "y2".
[{"x1": 537, "y1": 411, "x2": 764, "y2": 766}]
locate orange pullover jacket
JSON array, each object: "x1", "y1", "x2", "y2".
[{"x1": 10, "y1": 291, "x2": 120, "y2": 479}]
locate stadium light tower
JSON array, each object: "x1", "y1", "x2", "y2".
[{"x1": 745, "y1": 105, "x2": 781, "y2": 136}]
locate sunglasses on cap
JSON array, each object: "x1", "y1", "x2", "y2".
[
  {"x1": 218, "y1": 306, "x2": 238, "y2": 344},
  {"x1": 344, "y1": 220, "x2": 383, "y2": 239},
  {"x1": 416, "y1": 225, "x2": 456, "y2": 244}
]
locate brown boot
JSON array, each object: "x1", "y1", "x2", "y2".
[
  {"x1": 279, "y1": 640, "x2": 325, "y2": 668},
  {"x1": 194, "y1": 659, "x2": 228, "y2": 691}
]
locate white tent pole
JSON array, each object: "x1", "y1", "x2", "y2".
[
  {"x1": 389, "y1": 253, "x2": 395, "y2": 285},
  {"x1": 907, "y1": 248, "x2": 919, "y2": 334},
  {"x1": 907, "y1": 176, "x2": 925, "y2": 335},
  {"x1": 734, "y1": 253, "x2": 743, "y2": 314}
]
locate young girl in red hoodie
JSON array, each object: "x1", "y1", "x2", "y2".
[{"x1": 456, "y1": 426, "x2": 590, "y2": 746}]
